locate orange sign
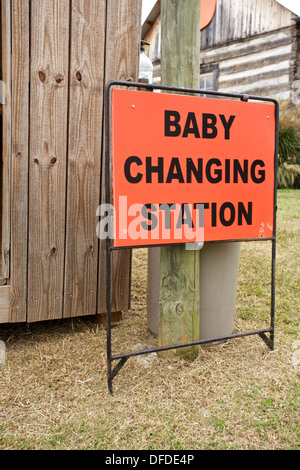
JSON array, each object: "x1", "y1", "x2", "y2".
[
  {"x1": 110, "y1": 89, "x2": 276, "y2": 248},
  {"x1": 200, "y1": 0, "x2": 217, "y2": 30}
]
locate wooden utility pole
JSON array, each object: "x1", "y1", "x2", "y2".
[{"x1": 158, "y1": 0, "x2": 201, "y2": 360}]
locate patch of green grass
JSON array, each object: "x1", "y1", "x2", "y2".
[
  {"x1": 0, "y1": 190, "x2": 299, "y2": 451},
  {"x1": 236, "y1": 190, "x2": 300, "y2": 337}
]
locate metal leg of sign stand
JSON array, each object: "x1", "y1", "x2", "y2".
[
  {"x1": 106, "y1": 238, "x2": 276, "y2": 395},
  {"x1": 106, "y1": 247, "x2": 130, "y2": 394},
  {"x1": 104, "y1": 81, "x2": 278, "y2": 395},
  {"x1": 106, "y1": 244, "x2": 113, "y2": 395}
]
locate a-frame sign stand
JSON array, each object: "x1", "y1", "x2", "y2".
[{"x1": 104, "y1": 80, "x2": 278, "y2": 395}]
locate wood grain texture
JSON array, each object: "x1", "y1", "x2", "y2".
[
  {"x1": 97, "y1": 0, "x2": 142, "y2": 314},
  {"x1": 63, "y1": 0, "x2": 106, "y2": 318},
  {"x1": 0, "y1": 0, "x2": 141, "y2": 324},
  {"x1": 158, "y1": 246, "x2": 200, "y2": 360},
  {"x1": 161, "y1": 0, "x2": 201, "y2": 90},
  {"x1": 201, "y1": 0, "x2": 295, "y2": 48},
  {"x1": 147, "y1": 22, "x2": 296, "y2": 104},
  {"x1": 0, "y1": 286, "x2": 11, "y2": 324},
  {"x1": 158, "y1": 0, "x2": 201, "y2": 360},
  {"x1": 27, "y1": 0, "x2": 70, "y2": 322},
  {"x1": 10, "y1": 0, "x2": 30, "y2": 322},
  {"x1": 1, "y1": 0, "x2": 11, "y2": 280}
]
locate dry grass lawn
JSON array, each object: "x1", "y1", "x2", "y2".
[{"x1": 0, "y1": 189, "x2": 299, "y2": 450}]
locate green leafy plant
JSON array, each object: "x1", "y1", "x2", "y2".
[{"x1": 277, "y1": 124, "x2": 300, "y2": 189}]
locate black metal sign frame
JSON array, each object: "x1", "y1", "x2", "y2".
[{"x1": 104, "y1": 80, "x2": 279, "y2": 394}]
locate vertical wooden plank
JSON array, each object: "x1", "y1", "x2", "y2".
[
  {"x1": 158, "y1": 0, "x2": 201, "y2": 361},
  {"x1": 1, "y1": 0, "x2": 11, "y2": 281},
  {"x1": 97, "y1": 0, "x2": 142, "y2": 314},
  {"x1": 10, "y1": 0, "x2": 30, "y2": 322},
  {"x1": 27, "y1": 0, "x2": 70, "y2": 322},
  {"x1": 63, "y1": 0, "x2": 106, "y2": 318},
  {"x1": 0, "y1": 286, "x2": 11, "y2": 323}
]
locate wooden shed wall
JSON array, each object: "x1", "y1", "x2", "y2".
[
  {"x1": 200, "y1": 0, "x2": 296, "y2": 48},
  {"x1": 202, "y1": 25, "x2": 298, "y2": 102},
  {"x1": 0, "y1": 0, "x2": 142, "y2": 324},
  {"x1": 143, "y1": 1, "x2": 299, "y2": 104},
  {"x1": 148, "y1": 24, "x2": 299, "y2": 103},
  {"x1": 143, "y1": 0, "x2": 297, "y2": 61}
]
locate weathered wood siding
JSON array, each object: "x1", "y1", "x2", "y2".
[
  {"x1": 200, "y1": 0, "x2": 295, "y2": 48},
  {"x1": 143, "y1": 0, "x2": 299, "y2": 103},
  {"x1": 28, "y1": 0, "x2": 70, "y2": 322},
  {"x1": 1, "y1": 0, "x2": 11, "y2": 281},
  {"x1": 10, "y1": 0, "x2": 30, "y2": 322},
  {"x1": 292, "y1": 22, "x2": 300, "y2": 107},
  {"x1": 97, "y1": 0, "x2": 141, "y2": 315},
  {"x1": 63, "y1": 0, "x2": 106, "y2": 319},
  {"x1": 202, "y1": 25, "x2": 298, "y2": 102},
  {"x1": 144, "y1": 0, "x2": 297, "y2": 59},
  {"x1": 0, "y1": 0, "x2": 141, "y2": 324}
]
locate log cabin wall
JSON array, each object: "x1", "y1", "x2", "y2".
[
  {"x1": 201, "y1": 25, "x2": 298, "y2": 103},
  {"x1": 199, "y1": 0, "x2": 298, "y2": 103},
  {"x1": 200, "y1": 0, "x2": 295, "y2": 47},
  {"x1": 0, "y1": 0, "x2": 142, "y2": 324},
  {"x1": 143, "y1": 0, "x2": 300, "y2": 106}
]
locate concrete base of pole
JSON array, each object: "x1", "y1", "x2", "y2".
[{"x1": 147, "y1": 243, "x2": 241, "y2": 339}]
